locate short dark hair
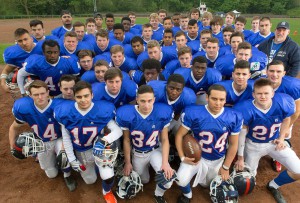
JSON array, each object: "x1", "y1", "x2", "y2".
[
  {"x1": 131, "y1": 36, "x2": 144, "y2": 45},
  {"x1": 234, "y1": 60, "x2": 250, "y2": 71},
  {"x1": 207, "y1": 84, "x2": 226, "y2": 97},
  {"x1": 235, "y1": 16, "x2": 247, "y2": 25},
  {"x1": 85, "y1": 18, "x2": 96, "y2": 25},
  {"x1": 192, "y1": 56, "x2": 207, "y2": 65},
  {"x1": 190, "y1": 8, "x2": 200, "y2": 16},
  {"x1": 164, "y1": 28, "x2": 174, "y2": 37},
  {"x1": 230, "y1": 32, "x2": 244, "y2": 43},
  {"x1": 121, "y1": 16, "x2": 131, "y2": 23},
  {"x1": 59, "y1": 75, "x2": 79, "y2": 86},
  {"x1": 167, "y1": 74, "x2": 185, "y2": 86},
  {"x1": 94, "y1": 60, "x2": 110, "y2": 69},
  {"x1": 73, "y1": 80, "x2": 92, "y2": 95},
  {"x1": 96, "y1": 29, "x2": 109, "y2": 39},
  {"x1": 237, "y1": 42, "x2": 252, "y2": 51},
  {"x1": 105, "y1": 13, "x2": 114, "y2": 19},
  {"x1": 267, "y1": 60, "x2": 285, "y2": 70},
  {"x1": 253, "y1": 78, "x2": 273, "y2": 91},
  {"x1": 222, "y1": 26, "x2": 234, "y2": 33},
  {"x1": 60, "y1": 10, "x2": 71, "y2": 17},
  {"x1": 141, "y1": 58, "x2": 161, "y2": 72},
  {"x1": 113, "y1": 23, "x2": 124, "y2": 31},
  {"x1": 64, "y1": 31, "x2": 78, "y2": 38},
  {"x1": 73, "y1": 21, "x2": 85, "y2": 28},
  {"x1": 163, "y1": 16, "x2": 172, "y2": 23},
  {"x1": 137, "y1": 85, "x2": 154, "y2": 96},
  {"x1": 14, "y1": 28, "x2": 29, "y2": 38},
  {"x1": 104, "y1": 68, "x2": 123, "y2": 81},
  {"x1": 77, "y1": 49, "x2": 95, "y2": 59},
  {"x1": 210, "y1": 16, "x2": 224, "y2": 26},
  {"x1": 29, "y1": 19, "x2": 44, "y2": 28},
  {"x1": 94, "y1": 13, "x2": 103, "y2": 19},
  {"x1": 175, "y1": 31, "x2": 187, "y2": 40},
  {"x1": 188, "y1": 19, "x2": 198, "y2": 26},
  {"x1": 28, "y1": 80, "x2": 48, "y2": 94},
  {"x1": 42, "y1": 40, "x2": 60, "y2": 52},
  {"x1": 200, "y1": 29, "x2": 212, "y2": 36}
]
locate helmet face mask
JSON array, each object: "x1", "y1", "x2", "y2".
[
  {"x1": 93, "y1": 142, "x2": 118, "y2": 168},
  {"x1": 14, "y1": 132, "x2": 45, "y2": 157},
  {"x1": 116, "y1": 170, "x2": 143, "y2": 199},
  {"x1": 230, "y1": 166, "x2": 256, "y2": 195},
  {"x1": 210, "y1": 175, "x2": 239, "y2": 203}
]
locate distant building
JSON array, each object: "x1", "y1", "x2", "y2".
[{"x1": 232, "y1": 10, "x2": 241, "y2": 17}]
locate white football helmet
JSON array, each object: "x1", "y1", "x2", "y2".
[
  {"x1": 93, "y1": 141, "x2": 118, "y2": 168},
  {"x1": 14, "y1": 132, "x2": 45, "y2": 157},
  {"x1": 116, "y1": 170, "x2": 143, "y2": 199}
]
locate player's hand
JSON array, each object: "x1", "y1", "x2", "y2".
[
  {"x1": 274, "y1": 139, "x2": 286, "y2": 151},
  {"x1": 70, "y1": 159, "x2": 86, "y2": 172},
  {"x1": 123, "y1": 162, "x2": 132, "y2": 176},
  {"x1": 161, "y1": 162, "x2": 174, "y2": 180},
  {"x1": 93, "y1": 138, "x2": 107, "y2": 156},
  {"x1": 235, "y1": 158, "x2": 245, "y2": 172},
  {"x1": 219, "y1": 167, "x2": 230, "y2": 181},
  {"x1": 182, "y1": 156, "x2": 197, "y2": 165}
]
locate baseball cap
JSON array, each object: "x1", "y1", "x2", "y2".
[{"x1": 276, "y1": 21, "x2": 290, "y2": 29}]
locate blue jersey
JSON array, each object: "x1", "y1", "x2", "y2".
[
  {"x1": 81, "y1": 70, "x2": 130, "y2": 84},
  {"x1": 93, "y1": 52, "x2": 111, "y2": 64},
  {"x1": 136, "y1": 46, "x2": 178, "y2": 68},
  {"x1": 152, "y1": 27, "x2": 164, "y2": 41},
  {"x1": 3, "y1": 42, "x2": 43, "y2": 68},
  {"x1": 124, "y1": 44, "x2": 146, "y2": 59},
  {"x1": 162, "y1": 59, "x2": 182, "y2": 79},
  {"x1": 13, "y1": 97, "x2": 63, "y2": 142},
  {"x1": 187, "y1": 40, "x2": 201, "y2": 55},
  {"x1": 131, "y1": 24, "x2": 142, "y2": 33},
  {"x1": 233, "y1": 93, "x2": 295, "y2": 143},
  {"x1": 92, "y1": 80, "x2": 137, "y2": 108},
  {"x1": 274, "y1": 76, "x2": 300, "y2": 100},
  {"x1": 193, "y1": 49, "x2": 227, "y2": 68},
  {"x1": 130, "y1": 70, "x2": 166, "y2": 86},
  {"x1": 148, "y1": 80, "x2": 196, "y2": 115},
  {"x1": 248, "y1": 32, "x2": 275, "y2": 47},
  {"x1": 54, "y1": 100, "x2": 115, "y2": 152},
  {"x1": 32, "y1": 35, "x2": 59, "y2": 43},
  {"x1": 92, "y1": 39, "x2": 122, "y2": 55},
  {"x1": 216, "y1": 80, "x2": 254, "y2": 106},
  {"x1": 212, "y1": 32, "x2": 224, "y2": 46},
  {"x1": 187, "y1": 32, "x2": 200, "y2": 42},
  {"x1": 51, "y1": 26, "x2": 72, "y2": 38},
  {"x1": 110, "y1": 57, "x2": 138, "y2": 73},
  {"x1": 181, "y1": 105, "x2": 242, "y2": 160},
  {"x1": 174, "y1": 68, "x2": 222, "y2": 95},
  {"x1": 243, "y1": 30, "x2": 254, "y2": 42},
  {"x1": 109, "y1": 32, "x2": 133, "y2": 45},
  {"x1": 24, "y1": 55, "x2": 80, "y2": 96},
  {"x1": 116, "y1": 103, "x2": 173, "y2": 151}
]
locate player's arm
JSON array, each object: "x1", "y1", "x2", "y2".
[
  {"x1": 274, "y1": 117, "x2": 291, "y2": 150},
  {"x1": 123, "y1": 129, "x2": 132, "y2": 176},
  {"x1": 101, "y1": 120, "x2": 122, "y2": 144},
  {"x1": 1, "y1": 64, "x2": 17, "y2": 92},
  {"x1": 17, "y1": 67, "x2": 31, "y2": 95},
  {"x1": 60, "y1": 124, "x2": 77, "y2": 162},
  {"x1": 175, "y1": 125, "x2": 196, "y2": 165},
  {"x1": 8, "y1": 120, "x2": 25, "y2": 149},
  {"x1": 289, "y1": 100, "x2": 300, "y2": 130},
  {"x1": 160, "y1": 126, "x2": 174, "y2": 179},
  {"x1": 235, "y1": 125, "x2": 248, "y2": 171},
  {"x1": 220, "y1": 131, "x2": 239, "y2": 181}
]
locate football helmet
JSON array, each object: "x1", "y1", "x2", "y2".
[
  {"x1": 14, "y1": 131, "x2": 45, "y2": 157},
  {"x1": 114, "y1": 151, "x2": 125, "y2": 180},
  {"x1": 230, "y1": 165, "x2": 256, "y2": 195},
  {"x1": 116, "y1": 170, "x2": 143, "y2": 199},
  {"x1": 210, "y1": 175, "x2": 239, "y2": 203},
  {"x1": 93, "y1": 141, "x2": 118, "y2": 168}
]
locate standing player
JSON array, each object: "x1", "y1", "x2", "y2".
[
  {"x1": 17, "y1": 40, "x2": 80, "y2": 97},
  {"x1": 9, "y1": 80, "x2": 76, "y2": 191},
  {"x1": 250, "y1": 16, "x2": 260, "y2": 33},
  {"x1": 248, "y1": 17, "x2": 274, "y2": 47},
  {"x1": 94, "y1": 13, "x2": 103, "y2": 31},
  {"x1": 234, "y1": 78, "x2": 300, "y2": 203},
  {"x1": 51, "y1": 10, "x2": 73, "y2": 38},
  {"x1": 175, "y1": 84, "x2": 242, "y2": 203},
  {"x1": 29, "y1": 20, "x2": 59, "y2": 42},
  {"x1": 105, "y1": 13, "x2": 115, "y2": 33},
  {"x1": 116, "y1": 85, "x2": 175, "y2": 203},
  {"x1": 54, "y1": 81, "x2": 122, "y2": 203}
]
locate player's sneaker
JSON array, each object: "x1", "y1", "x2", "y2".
[
  {"x1": 267, "y1": 182, "x2": 286, "y2": 203},
  {"x1": 177, "y1": 194, "x2": 191, "y2": 203},
  {"x1": 103, "y1": 190, "x2": 117, "y2": 203},
  {"x1": 272, "y1": 160, "x2": 282, "y2": 172},
  {"x1": 64, "y1": 175, "x2": 77, "y2": 192},
  {"x1": 154, "y1": 195, "x2": 167, "y2": 203}
]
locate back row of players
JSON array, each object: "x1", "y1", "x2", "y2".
[{"x1": 4, "y1": 9, "x2": 300, "y2": 203}]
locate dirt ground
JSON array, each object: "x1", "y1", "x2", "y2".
[{"x1": 0, "y1": 19, "x2": 300, "y2": 203}]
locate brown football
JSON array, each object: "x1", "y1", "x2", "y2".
[{"x1": 182, "y1": 133, "x2": 201, "y2": 163}]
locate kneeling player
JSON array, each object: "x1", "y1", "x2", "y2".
[
  {"x1": 54, "y1": 81, "x2": 122, "y2": 203},
  {"x1": 175, "y1": 84, "x2": 242, "y2": 203},
  {"x1": 116, "y1": 85, "x2": 175, "y2": 203}
]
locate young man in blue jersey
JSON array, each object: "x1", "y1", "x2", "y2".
[
  {"x1": 174, "y1": 56, "x2": 222, "y2": 104},
  {"x1": 105, "y1": 13, "x2": 115, "y2": 33},
  {"x1": 128, "y1": 11, "x2": 142, "y2": 33},
  {"x1": 266, "y1": 60, "x2": 300, "y2": 172},
  {"x1": 93, "y1": 30, "x2": 122, "y2": 56},
  {"x1": 124, "y1": 36, "x2": 146, "y2": 59},
  {"x1": 234, "y1": 16, "x2": 253, "y2": 42},
  {"x1": 217, "y1": 60, "x2": 253, "y2": 106},
  {"x1": 221, "y1": 26, "x2": 234, "y2": 48},
  {"x1": 17, "y1": 39, "x2": 80, "y2": 97},
  {"x1": 175, "y1": 84, "x2": 242, "y2": 203},
  {"x1": 54, "y1": 81, "x2": 122, "y2": 203},
  {"x1": 92, "y1": 68, "x2": 137, "y2": 108},
  {"x1": 51, "y1": 10, "x2": 73, "y2": 38},
  {"x1": 234, "y1": 78, "x2": 300, "y2": 203},
  {"x1": 111, "y1": 23, "x2": 133, "y2": 45},
  {"x1": 77, "y1": 49, "x2": 95, "y2": 75},
  {"x1": 110, "y1": 45, "x2": 138, "y2": 73},
  {"x1": 1, "y1": 28, "x2": 43, "y2": 92},
  {"x1": 210, "y1": 16, "x2": 224, "y2": 45},
  {"x1": 186, "y1": 19, "x2": 199, "y2": 42},
  {"x1": 116, "y1": 85, "x2": 175, "y2": 203},
  {"x1": 29, "y1": 20, "x2": 59, "y2": 43},
  {"x1": 248, "y1": 17, "x2": 274, "y2": 47},
  {"x1": 9, "y1": 80, "x2": 76, "y2": 191}
]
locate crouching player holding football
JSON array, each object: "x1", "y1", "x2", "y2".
[
  {"x1": 175, "y1": 84, "x2": 243, "y2": 203},
  {"x1": 54, "y1": 81, "x2": 122, "y2": 203},
  {"x1": 234, "y1": 78, "x2": 300, "y2": 203},
  {"x1": 116, "y1": 85, "x2": 176, "y2": 203},
  {"x1": 9, "y1": 80, "x2": 76, "y2": 191}
]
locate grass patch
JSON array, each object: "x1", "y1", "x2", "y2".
[{"x1": 0, "y1": 43, "x2": 13, "y2": 64}]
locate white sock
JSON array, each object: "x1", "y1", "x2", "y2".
[
  {"x1": 154, "y1": 185, "x2": 165, "y2": 197},
  {"x1": 269, "y1": 180, "x2": 280, "y2": 189},
  {"x1": 64, "y1": 172, "x2": 71, "y2": 178},
  {"x1": 184, "y1": 191, "x2": 192, "y2": 199}
]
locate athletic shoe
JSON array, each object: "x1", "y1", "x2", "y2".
[
  {"x1": 103, "y1": 191, "x2": 117, "y2": 203},
  {"x1": 272, "y1": 160, "x2": 282, "y2": 172},
  {"x1": 64, "y1": 175, "x2": 77, "y2": 192},
  {"x1": 177, "y1": 194, "x2": 191, "y2": 203},
  {"x1": 154, "y1": 195, "x2": 167, "y2": 203},
  {"x1": 267, "y1": 182, "x2": 286, "y2": 203}
]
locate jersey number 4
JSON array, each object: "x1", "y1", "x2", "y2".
[
  {"x1": 199, "y1": 131, "x2": 228, "y2": 153},
  {"x1": 32, "y1": 124, "x2": 57, "y2": 140}
]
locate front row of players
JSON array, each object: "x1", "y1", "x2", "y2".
[{"x1": 9, "y1": 78, "x2": 300, "y2": 203}]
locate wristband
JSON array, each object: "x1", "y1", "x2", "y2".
[
  {"x1": 180, "y1": 156, "x2": 185, "y2": 162},
  {"x1": 0, "y1": 74, "x2": 8, "y2": 79},
  {"x1": 222, "y1": 164, "x2": 230, "y2": 171}
]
